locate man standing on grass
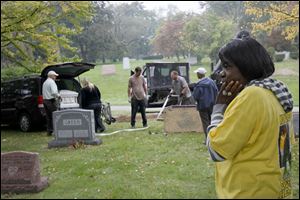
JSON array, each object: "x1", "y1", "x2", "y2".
[
  {"x1": 128, "y1": 66, "x2": 148, "y2": 128},
  {"x1": 192, "y1": 67, "x2": 218, "y2": 144},
  {"x1": 170, "y1": 70, "x2": 194, "y2": 105},
  {"x1": 42, "y1": 70, "x2": 61, "y2": 136}
]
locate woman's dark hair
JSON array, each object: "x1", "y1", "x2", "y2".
[
  {"x1": 235, "y1": 30, "x2": 250, "y2": 39},
  {"x1": 218, "y1": 36, "x2": 274, "y2": 82}
]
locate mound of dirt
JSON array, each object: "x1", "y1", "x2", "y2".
[{"x1": 116, "y1": 113, "x2": 157, "y2": 122}]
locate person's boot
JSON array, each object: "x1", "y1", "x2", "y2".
[{"x1": 96, "y1": 128, "x2": 105, "y2": 133}]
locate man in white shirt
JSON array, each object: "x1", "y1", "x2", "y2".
[{"x1": 42, "y1": 70, "x2": 60, "y2": 136}]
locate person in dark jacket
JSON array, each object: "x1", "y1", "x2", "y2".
[
  {"x1": 192, "y1": 67, "x2": 218, "y2": 143},
  {"x1": 80, "y1": 78, "x2": 105, "y2": 133}
]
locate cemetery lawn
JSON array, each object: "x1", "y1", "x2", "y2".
[{"x1": 1, "y1": 120, "x2": 299, "y2": 199}]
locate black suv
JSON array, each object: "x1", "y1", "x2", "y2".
[{"x1": 1, "y1": 62, "x2": 95, "y2": 132}]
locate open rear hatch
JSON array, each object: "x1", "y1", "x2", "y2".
[{"x1": 41, "y1": 62, "x2": 95, "y2": 78}]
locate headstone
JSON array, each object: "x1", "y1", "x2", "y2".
[
  {"x1": 48, "y1": 109, "x2": 102, "y2": 148},
  {"x1": 101, "y1": 65, "x2": 116, "y2": 75},
  {"x1": 187, "y1": 56, "x2": 197, "y2": 65},
  {"x1": 1, "y1": 151, "x2": 48, "y2": 193},
  {"x1": 164, "y1": 105, "x2": 203, "y2": 133},
  {"x1": 123, "y1": 57, "x2": 130, "y2": 69}
]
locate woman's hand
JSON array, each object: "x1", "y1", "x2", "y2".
[{"x1": 216, "y1": 81, "x2": 244, "y2": 105}]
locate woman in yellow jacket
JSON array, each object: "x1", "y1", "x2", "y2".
[{"x1": 207, "y1": 34, "x2": 294, "y2": 198}]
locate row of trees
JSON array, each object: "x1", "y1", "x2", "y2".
[
  {"x1": 1, "y1": 1, "x2": 299, "y2": 74},
  {"x1": 1, "y1": 1, "x2": 93, "y2": 72},
  {"x1": 73, "y1": 1, "x2": 160, "y2": 63},
  {"x1": 152, "y1": 1, "x2": 299, "y2": 62}
]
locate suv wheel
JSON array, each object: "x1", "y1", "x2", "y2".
[{"x1": 18, "y1": 112, "x2": 32, "y2": 132}]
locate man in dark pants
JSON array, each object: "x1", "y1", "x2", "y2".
[
  {"x1": 128, "y1": 67, "x2": 147, "y2": 128},
  {"x1": 192, "y1": 67, "x2": 218, "y2": 144},
  {"x1": 42, "y1": 70, "x2": 61, "y2": 136}
]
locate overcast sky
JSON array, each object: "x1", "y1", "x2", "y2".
[{"x1": 108, "y1": 1, "x2": 204, "y2": 14}]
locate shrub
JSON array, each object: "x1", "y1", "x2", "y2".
[
  {"x1": 201, "y1": 57, "x2": 211, "y2": 65},
  {"x1": 267, "y1": 47, "x2": 275, "y2": 59},
  {"x1": 290, "y1": 52, "x2": 299, "y2": 60},
  {"x1": 290, "y1": 45, "x2": 298, "y2": 52},
  {"x1": 274, "y1": 53, "x2": 285, "y2": 62},
  {"x1": 197, "y1": 55, "x2": 203, "y2": 63}
]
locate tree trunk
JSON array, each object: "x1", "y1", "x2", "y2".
[
  {"x1": 79, "y1": 41, "x2": 87, "y2": 62},
  {"x1": 176, "y1": 52, "x2": 180, "y2": 61}
]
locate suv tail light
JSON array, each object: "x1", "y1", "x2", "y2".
[{"x1": 38, "y1": 95, "x2": 44, "y2": 108}]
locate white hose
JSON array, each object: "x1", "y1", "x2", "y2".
[
  {"x1": 95, "y1": 126, "x2": 150, "y2": 137},
  {"x1": 156, "y1": 94, "x2": 170, "y2": 120}
]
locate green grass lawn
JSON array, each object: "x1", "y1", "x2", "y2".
[
  {"x1": 272, "y1": 59, "x2": 299, "y2": 106},
  {"x1": 80, "y1": 58, "x2": 299, "y2": 106},
  {"x1": 274, "y1": 59, "x2": 299, "y2": 72},
  {"x1": 1, "y1": 119, "x2": 299, "y2": 199},
  {"x1": 272, "y1": 75, "x2": 299, "y2": 106},
  {"x1": 1, "y1": 121, "x2": 216, "y2": 199}
]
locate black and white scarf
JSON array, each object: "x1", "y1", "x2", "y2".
[{"x1": 248, "y1": 78, "x2": 293, "y2": 113}]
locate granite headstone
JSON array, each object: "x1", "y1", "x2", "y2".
[
  {"x1": 1, "y1": 151, "x2": 48, "y2": 193},
  {"x1": 48, "y1": 109, "x2": 102, "y2": 148}
]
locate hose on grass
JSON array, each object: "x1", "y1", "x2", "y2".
[{"x1": 95, "y1": 126, "x2": 150, "y2": 137}]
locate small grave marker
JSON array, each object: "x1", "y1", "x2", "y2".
[{"x1": 1, "y1": 151, "x2": 48, "y2": 193}]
